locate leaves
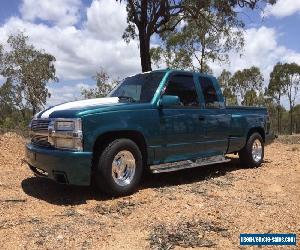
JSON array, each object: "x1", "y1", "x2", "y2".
[
  {"x1": 218, "y1": 70, "x2": 237, "y2": 105},
  {"x1": 217, "y1": 67, "x2": 265, "y2": 107},
  {"x1": 151, "y1": 3, "x2": 244, "y2": 72},
  {"x1": 0, "y1": 32, "x2": 57, "y2": 118},
  {"x1": 281, "y1": 63, "x2": 300, "y2": 134},
  {"x1": 119, "y1": 0, "x2": 271, "y2": 71},
  {"x1": 267, "y1": 62, "x2": 300, "y2": 134},
  {"x1": 228, "y1": 66, "x2": 264, "y2": 105},
  {"x1": 81, "y1": 68, "x2": 118, "y2": 99}
]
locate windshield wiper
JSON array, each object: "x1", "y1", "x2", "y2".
[{"x1": 118, "y1": 96, "x2": 136, "y2": 102}]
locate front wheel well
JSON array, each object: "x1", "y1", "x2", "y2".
[
  {"x1": 92, "y1": 130, "x2": 148, "y2": 172},
  {"x1": 247, "y1": 127, "x2": 265, "y2": 143}
]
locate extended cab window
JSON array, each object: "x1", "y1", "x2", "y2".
[
  {"x1": 164, "y1": 74, "x2": 199, "y2": 107},
  {"x1": 109, "y1": 72, "x2": 165, "y2": 102},
  {"x1": 199, "y1": 77, "x2": 220, "y2": 108}
]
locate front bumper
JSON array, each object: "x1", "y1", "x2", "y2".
[
  {"x1": 25, "y1": 143, "x2": 93, "y2": 186},
  {"x1": 265, "y1": 132, "x2": 277, "y2": 145}
]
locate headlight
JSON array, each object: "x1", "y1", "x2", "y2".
[
  {"x1": 55, "y1": 121, "x2": 74, "y2": 131},
  {"x1": 48, "y1": 118, "x2": 83, "y2": 151}
]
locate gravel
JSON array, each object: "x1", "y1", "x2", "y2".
[{"x1": 0, "y1": 132, "x2": 299, "y2": 249}]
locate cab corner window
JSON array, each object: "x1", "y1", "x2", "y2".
[
  {"x1": 199, "y1": 77, "x2": 220, "y2": 108},
  {"x1": 164, "y1": 74, "x2": 199, "y2": 107}
]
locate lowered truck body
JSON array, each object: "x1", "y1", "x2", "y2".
[{"x1": 25, "y1": 69, "x2": 274, "y2": 196}]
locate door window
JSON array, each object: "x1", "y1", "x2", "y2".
[
  {"x1": 164, "y1": 74, "x2": 199, "y2": 107},
  {"x1": 199, "y1": 77, "x2": 220, "y2": 108}
]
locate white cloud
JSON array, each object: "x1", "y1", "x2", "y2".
[
  {"x1": 210, "y1": 26, "x2": 300, "y2": 79},
  {"x1": 209, "y1": 26, "x2": 300, "y2": 106},
  {"x1": 0, "y1": 76, "x2": 5, "y2": 85},
  {"x1": 0, "y1": 0, "x2": 142, "y2": 105},
  {"x1": 85, "y1": 0, "x2": 128, "y2": 41},
  {"x1": 0, "y1": 1, "x2": 140, "y2": 81},
  {"x1": 20, "y1": 0, "x2": 82, "y2": 26},
  {"x1": 263, "y1": 0, "x2": 300, "y2": 18},
  {"x1": 46, "y1": 82, "x2": 90, "y2": 106},
  {"x1": 1, "y1": 0, "x2": 299, "y2": 107}
]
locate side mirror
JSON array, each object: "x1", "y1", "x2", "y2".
[{"x1": 159, "y1": 95, "x2": 180, "y2": 107}]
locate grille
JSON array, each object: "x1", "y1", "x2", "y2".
[
  {"x1": 31, "y1": 119, "x2": 50, "y2": 131},
  {"x1": 31, "y1": 135, "x2": 52, "y2": 148},
  {"x1": 30, "y1": 119, "x2": 52, "y2": 148}
]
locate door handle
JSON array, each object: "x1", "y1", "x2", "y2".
[{"x1": 198, "y1": 116, "x2": 205, "y2": 121}]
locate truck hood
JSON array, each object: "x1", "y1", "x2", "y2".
[{"x1": 37, "y1": 97, "x2": 125, "y2": 118}]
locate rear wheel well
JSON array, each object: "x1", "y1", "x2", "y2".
[
  {"x1": 92, "y1": 130, "x2": 148, "y2": 173},
  {"x1": 247, "y1": 127, "x2": 265, "y2": 143}
]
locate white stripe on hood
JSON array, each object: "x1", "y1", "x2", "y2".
[{"x1": 41, "y1": 97, "x2": 119, "y2": 118}]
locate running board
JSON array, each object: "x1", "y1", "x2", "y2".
[{"x1": 150, "y1": 155, "x2": 231, "y2": 174}]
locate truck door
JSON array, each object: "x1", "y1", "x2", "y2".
[
  {"x1": 157, "y1": 73, "x2": 205, "y2": 162},
  {"x1": 197, "y1": 76, "x2": 231, "y2": 156}
]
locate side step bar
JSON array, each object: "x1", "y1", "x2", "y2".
[{"x1": 150, "y1": 155, "x2": 231, "y2": 174}]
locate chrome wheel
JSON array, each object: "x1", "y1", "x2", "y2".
[
  {"x1": 112, "y1": 150, "x2": 136, "y2": 186},
  {"x1": 252, "y1": 139, "x2": 262, "y2": 162}
]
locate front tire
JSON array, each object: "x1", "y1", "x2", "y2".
[
  {"x1": 94, "y1": 139, "x2": 143, "y2": 196},
  {"x1": 239, "y1": 132, "x2": 264, "y2": 168}
]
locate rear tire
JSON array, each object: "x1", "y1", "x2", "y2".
[
  {"x1": 94, "y1": 139, "x2": 143, "y2": 196},
  {"x1": 239, "y1": 132, "x2": 264, "y2": 168}
]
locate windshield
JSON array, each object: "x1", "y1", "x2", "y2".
[{"x1": 108, "y1": 72, "x2": 165, "y2": 103}]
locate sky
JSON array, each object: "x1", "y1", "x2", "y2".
[{"x1": 0, "y1": 0, "x2": 300, "y2": 107}]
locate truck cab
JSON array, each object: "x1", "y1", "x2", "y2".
[{"x1": 26, "y1": 69, "x2": 274, "y2": 196}]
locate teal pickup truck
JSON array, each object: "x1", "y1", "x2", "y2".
[{"x1": 26, "y1": 69, "x2": 274, "y2": 196}]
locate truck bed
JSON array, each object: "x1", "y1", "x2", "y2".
[
  {"x1": 226, "y1": 105, "x2": 268, "y2": 115},
  {"x1": 226, "y1": 106, "x2": 268, "y2": 114}
]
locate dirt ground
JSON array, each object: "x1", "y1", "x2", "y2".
[{"x1": 0, "y1": 133, "x2": 299, "y2": 250}]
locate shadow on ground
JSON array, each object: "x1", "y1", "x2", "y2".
[{"x1": 21, "y1": 157, "x2": 265, "y2": 205}]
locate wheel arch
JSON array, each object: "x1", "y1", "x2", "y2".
[
  {"x1": 247, "y1": 126, "x2": 265, "y2": 143},
  {"x1": 92, "y1": 130, "x2": 148, "y2": 172}
]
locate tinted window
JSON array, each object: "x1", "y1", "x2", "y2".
[
  {"x1": 109, "y1": 72, "x2": 165, "y2": 102},
  {"x1": 199, "y1": 77, "x2": 219, "y2": 108},
  {"x1": 164, "y1": 74, "x2": 199, "y2": 107}
]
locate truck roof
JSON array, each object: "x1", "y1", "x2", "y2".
[{"x1": 152, "y1": 68, "x2": 214, "y2": 78}]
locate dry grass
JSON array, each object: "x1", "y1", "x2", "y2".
[
  {"x1": 277, "y1": 134, "x2": 300, "y2": 144},
  {"x1": 149, "y1": 220, "x2": 228, "y2": 249}
]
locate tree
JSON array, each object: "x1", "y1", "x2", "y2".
[
  {"x1": 0, "y1": 44, "x2": 3, "y2": 68},
  {"x1": 151, "y1": 4, "x2": 244, "y2": 73},
  {"x1": 0, "y1": 80, "x2": 15, "y2": 125},
  {"x1": 267, "y1": 62, "x2": 286, "y2": 134},
  {"x1": 0, "y1": 33, "x2": 58, "y2": 117},
  {"x1": 242, "y1": 89, "x2": 259, "y2": 106},
  {"x1": 81, "y1": 69, "x2": 118, "y2": 99},
  {"x1": 118, "y1": 0, "x2": 183, "y2": 72},
  {"x1": 294, "y1": 104, "x2": 300, "y2": 133},
  {"x1": 217, "y1": 69, "x2": 237, "y2": 105},
  {"x1": 0, "y1": 79, "x2": 34, "y2": 128},
  {"x1": 281, "y1": 63, "x2": 300, "y2": 134},
  {"x1": 229, "y1": 66, "x2": 264, "y2": 106},
  {"x1": 119, "y1": 0, "x2": 274, "y2": 72}
]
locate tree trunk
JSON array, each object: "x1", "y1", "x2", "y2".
[
  {"x1": 290, "y1": 106, "x2": 293, "y2": 135},
  {"x1": 200, "y1": 46, "x2": 205, "y2": 73},
  {"x1": 139, "y1": 33, "x2": 152, "y2": 72},
  {"x1": 277, "y1": 106, "x2": 280, "y2": 134},
  {"x1": 20, "y1": 109, "x2": 26, "y2": 120},
  {"x1": 277, "y1": 93, "x2": 281, "y2": 134},
  {"x1": 30, "y1": 99, "x2": 36, "y2": 116},
  {"x1": 32, "y1": 106, "x2": 36, "y2": 116}
]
